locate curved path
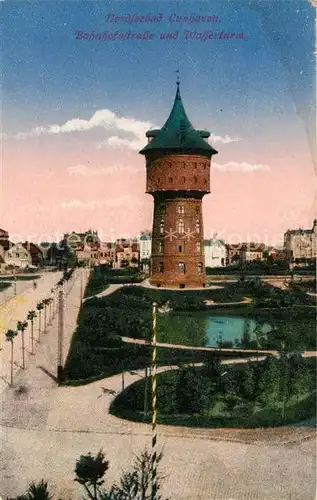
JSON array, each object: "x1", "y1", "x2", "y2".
[{"x1": 120, "y1": 336, "x2": 317, "y2": 358}]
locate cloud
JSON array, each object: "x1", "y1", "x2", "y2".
[
  {"x1": 7, "y1": 108, "x2": 157, "y2": 146},
  {"x1": 213, "y1": 161, "x2": 271, "y2": 172},
  {"x1": 66, "y1": 163, "x2": 139, "y2": 176},
  {"x1": 209, "y1": 134, "x2": 242, "y2": 145},
  {"x1": 61, "y1": 195, "x2": 144, "y2": 210},
  {"x1": 98, "y1": 135, "x2": 144, "y2": 151}
]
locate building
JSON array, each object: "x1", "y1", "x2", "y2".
[
  {"x1": 284, "y1": 219, "x2": 317, "y2": 264},
  {"x1": 0, "y1": 228, "x2": 9, "y2": 243},
  {"x1": 4, "y1": 243, "x2": 32, "y2": 268},
  {"x1": 240, "y1": 243, "x2": 264, "y2": 263},
  {"x1": 75, "y1": 243, "x2": 99, "y2": 265},
  {"x1": 226, "y1": 243, "x2": 265, "y2": 265},
  {"x1": 63, "y1": 230, "x2": 100, "y2": 250},
  {"x1": 114, "y1": 239, "x2": 139, "y2": 268},
  {"x1": 139, "y1": 80, "x2": 218, "y2": 288},
  {"x1": 62, "y1": 230, "x2": 101, "y2": 266},
  {"x1": 204, "y1": 238, "x2": 226, "y2": 268},
  {"x1": 226, "y1": 244, "x2": 241, "y2": 266},
  {"x1": 139, "y1": 231, "x2": 152, "y2": 260},
  {"x1": 99, "y1": 242, "x2": 116, "y2": 266},
  {"x1": 22, "y1": 242, "x2": 44, "y2": 267}
]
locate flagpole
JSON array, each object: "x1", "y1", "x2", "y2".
[{"x1": 151, "y1": 302, "x2": 158, "y2": 500}]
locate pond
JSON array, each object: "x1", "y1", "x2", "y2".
[
  {"x1": 205, "y1": 316, "x2": 271, "y2": 347},
  {"x1": 156, "y1": 311, "x2": 316, "y2": 350}
]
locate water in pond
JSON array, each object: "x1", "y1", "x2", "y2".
[{"x1": 205, "y1": 316, "x2": 271, "y2": 347}]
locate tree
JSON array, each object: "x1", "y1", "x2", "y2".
[
  {"x1": 5, "y1": 329, "x2": 18, "y2": 386},
  {"x1": 16, "y1": 320, "x2": 28, "y2": 369},
  {"x1": 36, "y1": 301, "x2": 44, "y2": 342},
  {"x1": 42, "y1": 298, "x2": 51, "y2": 334},
  {"x1": 174, "y1": 366, "x2": 205, "y2": 414},
  {"x1": 74, "y1": 449, "x2": 109, "y2": 500},
  {"x1": 9, "y1": 480, "x2": 53, "y2": 500},
  {"x1": 25, "y1": 480, "x2": 53, "y2": 500},
  {"x1": 27, "y1": 310, "x2": 37, "y2": 355},
  {"x1": 102, "y1": 449, "x2": 166, "y2": 500}
]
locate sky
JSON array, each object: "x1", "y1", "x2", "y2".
[{"x1": 1, "y1": 0, "x2": 316, "y2": 247}]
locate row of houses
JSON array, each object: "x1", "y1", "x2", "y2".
[
  {"x1": 1, "y1": 220, "x2": 315, "y2": 273},
  {"x1": 64, "y1": 230, "x2": 280, "y2": 268}
]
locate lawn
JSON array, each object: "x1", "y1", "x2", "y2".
[{"x1": 110, "y1": 359, "x2": 317, "y2": 428}]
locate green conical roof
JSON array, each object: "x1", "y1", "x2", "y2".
[{"x1": 139, "y1": 83, "x2": 218, "y2": 156}]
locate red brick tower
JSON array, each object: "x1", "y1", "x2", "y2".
[{"x1": 139, "y1": 81, "x2": 218, "y2": 288}]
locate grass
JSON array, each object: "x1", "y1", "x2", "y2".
[{"x1": 110, "y1": 371, "x2": 316, "y2": 429}]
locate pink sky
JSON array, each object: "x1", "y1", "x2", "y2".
[{"x1": 1, "y1": 131, "x2": 315, "y2": 248}]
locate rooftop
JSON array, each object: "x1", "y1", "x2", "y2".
[{"x1": 139, "y1": 82, "x2": 218, "y2": 156}]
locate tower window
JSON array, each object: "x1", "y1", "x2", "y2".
[
  {"x1": 178, "y1": 219, "x2": 185, "y2": 233},
  {"x1": 182, "y1": 176, "x2": 186, "y2": 183},
  {"x1": 178, "y1": 262, "x2": 186, "y2": 274},
  {"x1": 196, "y1": 242, "x2": 201, "y2": 252},
  {"x1": 158, "y1": 241, "x2": 163, "y2": 253},
  {"x1": 198, "y1": 262, "x2": 203, "y2": 274},
  {"x1": 168, "y1": 177, "x2": 173, "y2": 183},
  {"x1": 177, "y1": 206, "x2": 185, "y2": 215},
  {"x1": 159, "y1": 262, "x2": 164, "y2": 273},
  {"x1": 160, "y1": 218, "x2": 164, "y2": 234},
  {"x1": 196, "y1": 219, "x2": 200, "y2": 234},
  {"x1": 179, "y1": 245, "x2": 183, "y2": 253}
]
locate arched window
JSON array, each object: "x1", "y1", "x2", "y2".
[
  {"x1": 158, "y1": 241, "x2": 163, "y2": 253},
  {"x1": 178, "y1": 219, "x2": 185, "y2": 233},
  {"x1": 182, "y1": 176, "x2": 186, "y2": 183},
  {"x1": 196, "y1": 219, "x2": 200, "y2": 234},
  {"x1": 196, "y1": 241, "x2": 201, "y2": 252},
  {"x1": 159, "y1": 262, "x2": 164, "y2": 273},
  {"x1": 198, "y1": 262, "x2": 203, "y2": 274},
  {"x1": 159, "y1": 218, "x2": 164, "y2": 234},
  {"x1": 168, "y1": 177, "x2": 173, "y2": 183},
  {"x1": 177, "y1": 205, "x2": 185, "y2": 215},
  {"x1": 178, "y1": 262, "x2": 186, "y2": 274}
]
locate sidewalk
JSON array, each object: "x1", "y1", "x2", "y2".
[{"x1": 0, "y1": 269, "x2": 87, "y2": 396}]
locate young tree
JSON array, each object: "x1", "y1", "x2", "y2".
[
  {"x1": 74, "y1": 449, "x2": 109, "y2": 500},
  {"x1": 10, "y1": 479, "x2": 53, "y2": 500},
  {"x1": 36, "y1": 301, "x2": 44, "y2": 342},
  {"x1": 16, "y1": 320, "x2": 28, "y2": 369},
  {"x1": 27, "y1": 310, "x2": 37, "y2": 355},
  {"x1": 5, "y1": 329, "x2": 18, "y2": 386},
  {"x1": 102, "y1": 449, "x2": 167, "y2": 500},
  {"x1": 42, "y1": 298, "x2": 51, "y2": 334},
  {"x1": 25, "y1": 480, "x2": 53, "y2": 500}
]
